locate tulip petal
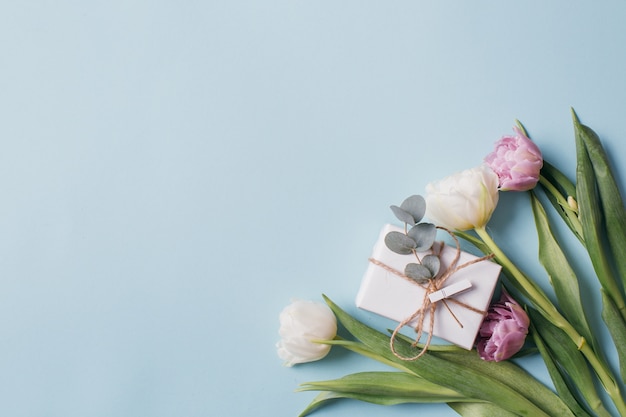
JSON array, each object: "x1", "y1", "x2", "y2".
[
  {"x1": 484, "y1": 127, "x2": 543, "y2": 192},
  {"x1": 476, "y1": 290, "x2": 529, "y2": 362},
  {"x1": 277, "y1": 300, "x2": 337, "y2": 366},
  {"x1": 425, "y1": 165, "x2": 499, "y2": 231}
]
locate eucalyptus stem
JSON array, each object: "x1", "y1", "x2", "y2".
[{"x1": 474, "y1": 226, "x2": 626, "y2": 416}]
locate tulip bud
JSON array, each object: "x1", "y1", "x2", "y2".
[
  {"x1": 476, "y1": 290, "x2": 529, "y2": 362},
  {"x1": 277, "y1": 300, "x2": 337, "y2": 366},
  {"x1": 425, "y1": 164, "x2": 500, "y2": 231},
  {"x1": 484, "y1": 127, "x2": 543, "y2": 191},
  {"x1": 567, "y1": 195, "x2": 578, "y2": 212}
]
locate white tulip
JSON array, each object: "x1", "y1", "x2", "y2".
[
  {"x1": 277, "y1": 299, "x2": 337, "y2": 366},
  {"x1": 425, "y1": 164, "x2": 499, "y2": 231}
]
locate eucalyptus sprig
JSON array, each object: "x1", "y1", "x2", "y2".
[{"x1": 385, "y1": 195, "x2": 439, "y2": 284}]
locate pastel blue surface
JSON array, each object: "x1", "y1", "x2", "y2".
[{"x1": 2, "y1": 1, "x2": 626, "y2": 416}]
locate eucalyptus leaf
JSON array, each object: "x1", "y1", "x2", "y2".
[
  {"x1": 384, "y1": 231, "x2": 416, "y2": 255},
  {"x1": 400, "y1": 195, "x2": 426, "y2": 223},
  {"x1": 390, "y1": 205, "x2": 416, "y2": 225},
  {"x1": 405, "y1": 263, "x2": 432, "y2": 284},
  {"x1": 408, "y1": 222, "x2": 437, "y2": 252},
  {"x1": 601, "y1": 290, "x2": 626, "y2": 383},
  {"x1": 322, "y1": 295, "x2": 559, "y2": 417},
  {"x1": 422, "y1": 255, "x2": 440, "y2": 277}
]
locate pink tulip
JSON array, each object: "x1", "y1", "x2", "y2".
[
  {"x1": 477, "y1": 289, "x2": 529, "y2": 362},
  {"x1": 484, "y1": 127, "x2": 543, "y2": 191}
]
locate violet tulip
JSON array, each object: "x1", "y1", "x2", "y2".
[
  {"x1": 477, "y1": 289, "x2": 529, "y2": 362},
  {"x1": 484, "y1": 127, "x2": 543, "y2": 191}
]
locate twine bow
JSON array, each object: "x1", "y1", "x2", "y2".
[{"x1": 369, "y1": 227, "x2": 494, "y2": 361}]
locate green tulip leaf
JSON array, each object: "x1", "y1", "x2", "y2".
[
  {"x1": 384, "y1": 231, "x2": 416, "y2": 255},
  {"x1": 530, "y1": 314, "x2": 594, "y2": 417},
  {"x1": 530, "y1": 193, "x2": 596, "y2": 350},
  {"x1": 432, "y1": 338, "x2": 582, "y2": 417},
  {"x1": 515, "y1": 119, "x2": 530, "y2": 136},
  {"x1": 449, "y1": 402, "x2": 518, "y2": 417},
  {"x1": 540, "y1": 160, "x2": 577, "y2": 203},
  {"x1": 298, "y1": 388, "x2": 471, "y2": 417},
  {"x1": 298, "y1": 371, "x2": 466, "y2": 403},
  {"x1": 408, "y1": 222, "x2": 437, "y2": 252},
  {"x1": 573, "y1": 111, "x2": 626, "y2": 319},
  {"x1": 601, "y1": 290, "x2": 626, "y2": 383},
  {"x1": 573, "y1": 111, "x2": 626, "y2": 304},
  {"x1": 321, "y1": 338, "x2": 414, "y2": 374},
  {"x1": 322, "y1": 295, "x2": 564, "y2": 417},
  {"x1": 529, "y1": 308, "x2": 605, "y2": 417},
  {"x1": 297, "y1": 391, "x2": 341, "y2": 417}
]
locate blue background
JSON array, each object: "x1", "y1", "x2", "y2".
[{"x1": 1, "y1": 1, "x2": 626, "y2": 416}]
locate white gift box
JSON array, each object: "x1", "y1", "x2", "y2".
[{"x1": 356, "y1": 224, "x2": 502, "y2": 349}]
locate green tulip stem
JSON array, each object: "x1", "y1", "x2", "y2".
[
  {"x1": 320, "y1": 337, "x2": 415, "y2": 374},
  {"x1": 538, "y1": 175, "x2": 583, "y2": 239},
  {"x1": 474, "y1": 226, "x2": 626, "y2": 416}
]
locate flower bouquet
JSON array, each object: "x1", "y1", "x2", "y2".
[{"x1": 277, "y1": 110, "x2": 626, "y2": 417}]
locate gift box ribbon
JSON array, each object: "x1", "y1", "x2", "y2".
[{"x1": 369, "y1": 229, "x2": 495, "y2": 361}]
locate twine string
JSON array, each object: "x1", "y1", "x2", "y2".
[{"x1": 370, "y1": 226, "x2": 494, "y2": 361}]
